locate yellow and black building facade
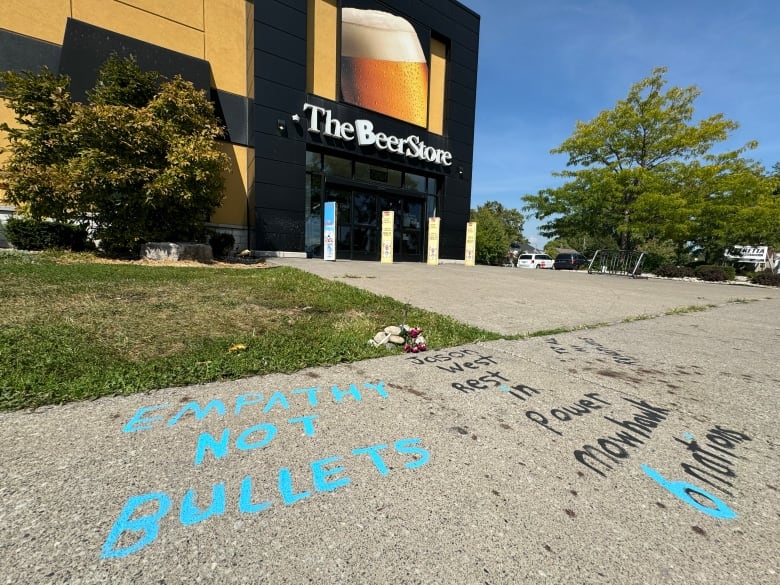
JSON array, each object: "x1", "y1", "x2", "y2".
[{"x1": 1, "y1": 0, "x2": 480, "y2": 260}]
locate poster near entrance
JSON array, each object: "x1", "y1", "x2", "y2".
[
  {"x1": 381, "y1": 211, "x2": 394, "y2": 263},
  {"x1": 324, "y1": 201, "x2": 337, "y2": 261},
  {"x1": 427, "y1": 217, "x2": 440, "y2": 265},
  {"x1": 465, "y1": 222, "x2": 477, "y2": 266}
]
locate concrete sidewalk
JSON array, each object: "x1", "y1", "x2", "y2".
[
  {"x1": 268, "y1": 258, "x2": 778, "y2": 335},
  {"x1": 1, "y1": 260, "x2": 778, "y2": 584}
]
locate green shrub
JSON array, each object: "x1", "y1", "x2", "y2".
[
  {"x1": 640, "y1": 253, "x2": 666, "y2": 273},
  {"x1": 654, "y1": 265, "x2": 696, "y2": 278},
  {"x1": 209, "y1": 232, "x2": 235, "y2": 258},
  {"x1": 694, "y1": 264, "x2": 735, "y2": 282},
  {"x1": 4, "y1": 217, "x2": 89, "y2": 251},
  {"x1": 637, "y1": 240, "x2": 678, "y2": 273},
  {"x1": 751, "y1": 270, "x2": 780, "y2": 287}
]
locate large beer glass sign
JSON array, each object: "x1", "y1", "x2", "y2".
[{"x1": 340, "y1": 7, "x2": 429, "y2": 127}]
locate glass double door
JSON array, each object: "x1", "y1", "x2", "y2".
[{"x1": 326, "y1": 186, "x2": 424, "y2": 261}]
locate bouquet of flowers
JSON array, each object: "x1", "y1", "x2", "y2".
[{"x1": 402, "y1": 325, "x2": 427, "y2": 353}]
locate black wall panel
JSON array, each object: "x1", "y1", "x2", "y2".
[
  {"x1": 212, "y1": 89, "x2": 253, "y2": 147},
  {"x1": 255, "y1": 24, "x2": 306, "y2": 69},
  {"x1": 256, "y1": 50, "x2": 306, "y2": 89},
  {"x1": 0, "y1": 30, "x2": 61, "y2": 74},
  {"x1": 259, "y1": 1, "x2": 307, "y2": 33},
  {"x1": 257, "y1": 156, "x2": 306, "y2": 191},
  {"x1": 254, "y1": 80, "x2": 307, "y2": 113}
]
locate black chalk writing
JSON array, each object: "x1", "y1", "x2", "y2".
[{"x1": 574, "y1": 397, "x2": 671, "y2": 476}]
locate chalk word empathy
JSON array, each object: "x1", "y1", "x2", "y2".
[
  {"x1": 303, "y1": 103, "x2": 453, "y2": 166},
  {"x1": 123, "y1": 381, "x2": 390, "y2": 433}
]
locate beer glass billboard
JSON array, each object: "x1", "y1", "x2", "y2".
[{"x1": 340, "y1": 7, "x2": 429, "y2": 127}]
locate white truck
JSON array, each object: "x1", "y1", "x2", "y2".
[{"x1": 723, "y1": 245, "x2": 778, "y2": 273}]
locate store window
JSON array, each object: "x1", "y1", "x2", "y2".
[
  {"x1": 355, "y1": 161, "x2": 402, "y2": 187},
  {"x1": 323, "y1": 155, "x2": 351, "y2": 177},
  {"x1": 404, "y1": 172, "x2": 426, "y2": 193},
  {"x1": 306, "y1": 151, "x2": 323, "y2": 172}
]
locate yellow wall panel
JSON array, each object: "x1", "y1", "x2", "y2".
[
  {"x1": 306, "y1": 0, "x2": 337, "y2": 100},
  {"x1": 210, "y1": 144, "x2": 254, "y2": 226},
  {"x1": 205, "y1": 0, "x2": 252, "y2": 96},
  {"x1": 72, "y1": 0, "x2": 204, "y2": 58},
  {"x1": 428, "y1": 38, "x2": 447, "y2": 135},
  {"x1": 118, "y1": 0, "x2": 204, "y2": 31},
  {"x1": 4, "y1": 0, "x2": 71, "y2": 44}
]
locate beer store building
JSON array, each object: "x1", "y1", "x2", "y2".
[{"x1": 1, "y1": 1, "x2": 480, "y2": 261}]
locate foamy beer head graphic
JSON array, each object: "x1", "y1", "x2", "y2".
[{"x1": 341, "y1": 8, "x2": 429, "y2": 127}]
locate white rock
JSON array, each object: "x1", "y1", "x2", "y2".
[
  {"x1": 388, "y1": 335, "x2": 405, "y2": 345},
  {"x1": 384, "y1": 325, "x2": 402, "y2": 335}
]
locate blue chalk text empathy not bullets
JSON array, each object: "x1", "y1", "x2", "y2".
[{"x1": 102, "y1": 381, "x2": 432, "y2": 559}]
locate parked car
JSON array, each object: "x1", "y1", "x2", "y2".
[
  {"x1": 553, "y1": 252, "x2": 589, "y2": 270},
  {"x1": 517, "y1": 253, "x2": 554, "y2": 269}
]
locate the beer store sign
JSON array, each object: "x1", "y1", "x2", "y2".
[{"x1": 302, "y1": 103, "x2": 453, "y2": 166}]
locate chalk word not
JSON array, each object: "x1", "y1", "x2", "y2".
[{"x1": 193, "y1": 415, "x2": 320, "y2": 465}]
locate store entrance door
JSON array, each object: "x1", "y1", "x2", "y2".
[
  {"x1": 378, "y1": 195, "x2": 424, "y2": 262},
  {"x1": 324, "y1": 185, "x2": 424, "y2": 262}
]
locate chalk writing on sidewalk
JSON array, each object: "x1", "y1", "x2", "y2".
[
  {"x1": 545, "y1": 336, "x2": 640, "y2": 366},
  {"x1": 641, "y1": 426, "x2": 751, "y2": 520},
  {"x1": 406, "y1": 344, "x2": 753, "y2": 521},
  {"x1": 101, "y1": 381, "x2": 431, "y2": 559}
]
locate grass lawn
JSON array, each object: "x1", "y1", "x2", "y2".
[{"x1": 0, "y1": 251, "x2": 501, "y2": 410}]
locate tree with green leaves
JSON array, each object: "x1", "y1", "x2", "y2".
[
  {"x1": 469, "y1": 201, "x2": 526, "y2": 265},
  {"x1": 0, "y1": 68, "x2": 75, "y2": 221},
  {"x1": 1, "y1": 55, "x2": 230, "y2": 257},
  {"x1": 523, "y1": 67, "x2": 776, "y2": 262}
]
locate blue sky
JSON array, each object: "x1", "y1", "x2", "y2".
[{"x1": 463, "y1": 0, "x2": 780, "y2": 248}]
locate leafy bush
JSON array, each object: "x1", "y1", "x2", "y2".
[
  {"x1": 4, "y1": 216, "x2": 89, "y2": 251},
  {"x1": 637, "y1": 240, "x2": 678, "y2": 273},
  {"x1": 694, "y1": 264, "x2": 735, "y2": 282},
  {"x1": 209, "y1": 232, "x2": 235, "y2": 258},
  {"x1": 653, "y1": 265, "x2": 696, "y2": 278},
  {"x1": 641, "y1": 253, "x2": 668, "y2": 273},
  {"x1": 751, "y1": 270, "x2": 780, "y2": 287}
]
